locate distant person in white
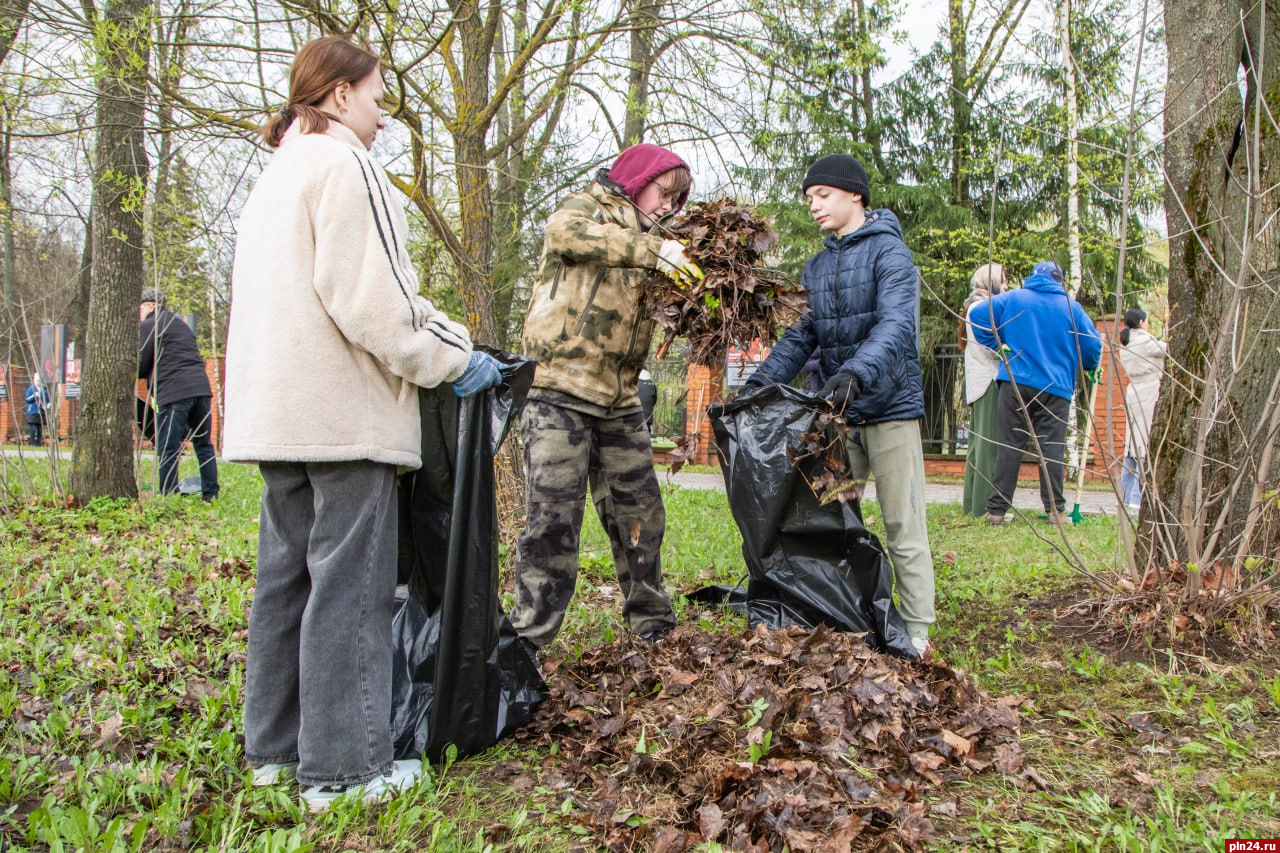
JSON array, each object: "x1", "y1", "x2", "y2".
[{"x1": 1116, "y1": 308, "x2": 1167, "y2": 511}]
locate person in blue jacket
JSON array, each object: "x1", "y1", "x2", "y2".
[
  {"x1": 970, "y1": 261, "x2": 1102, "y2": 524},
  {"x1": 745, "y1": 154, "x2": 934, "y2": 657},
  {"x1": 24, "y1": 377, "x2": 51, "y2": 446}
]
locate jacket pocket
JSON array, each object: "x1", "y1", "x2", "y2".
[
  {"x1": 547, "y1": 260, "x2": 565, "y2": 300},
  {"x1": 573, "y1": 269, "x2": 609, "y2": 336}
]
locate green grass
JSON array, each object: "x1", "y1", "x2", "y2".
[{"x1": 2, "y1": 456, "x2": 1277, "y2": 850}]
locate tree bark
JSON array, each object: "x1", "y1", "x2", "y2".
[
  {"x1": 0, "y1": 0, "x2": 29, "y2": 357},
  {"x1": 70, "y1": 0, "x2": 150, "y2": 503},
  {"x1": 624, "y1": 0, "x2": 661, "y2": 145},
  {"x1": 1058, "y1": 0, "x2": 1082, "y2": 295},
  {"x1": 852, "y1": 0, "x2": 883, "y2": 175},
  {"x1": 1, "y1": 111, "x2": 15, "y2": 358},
  {"x1": 490, "y1": 0, "x2": 528, "y2": 348},
  {"x1": 452, "y1": 1, "x2": 499, "y2": 346},
  {"x1": 65, "y1": 205, "x2": 93, "y2": 356},
  {"x1": 1147, "y1": 0, "x2": 1280, "y2": 575},
  {"x1": 947, "y1": 0, "x2": 970, "y2": 206}
]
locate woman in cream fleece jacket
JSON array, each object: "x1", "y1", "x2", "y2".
[{"x1": 225, "y1": 36, "x2": 500, "y2": 812}]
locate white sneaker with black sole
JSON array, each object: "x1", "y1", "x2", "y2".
[{"x1": 301, "y1": 759, "x2": 423, "y2": 813}]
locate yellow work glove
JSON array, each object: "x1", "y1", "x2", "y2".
[{"x1": 656, "y1": 240, "x2": 704, "y2": 287}]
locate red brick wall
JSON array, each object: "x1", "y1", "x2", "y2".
[
  {"x1": 682, "y1": 363, "x2": 724, "y2": 466},
  {"x1": 1087, "y1": 314, "x2": 1128, "y2": 485},
  {"x1": 205, "y1": 357, "x2": 225, "y2": 451},
  {"x1": 0, "y1": 364, "x2": 27, "y2": 444}
]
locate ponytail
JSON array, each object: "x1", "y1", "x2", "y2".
[{"x1": 259, "y1": 103, "x2": 342, "y2": 149}]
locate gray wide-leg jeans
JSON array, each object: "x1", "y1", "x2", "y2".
[{"x1": 244, "y1": 461, "x2": 398, "y2": 787}]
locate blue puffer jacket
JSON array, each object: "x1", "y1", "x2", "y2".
[
  {"x1": 753, "y1": 210, "x2": 925, "y2": 424},
  {"x1": 970, "y1": 268, "x2": 1102, "y2": 401}
]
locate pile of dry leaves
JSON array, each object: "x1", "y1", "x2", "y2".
[
  {"x1": 520, "y1": 624, "x2": 1027, "y2": 852},
  {"x1": 648, "y1": 199, "x2": 805, "y2": 366}
]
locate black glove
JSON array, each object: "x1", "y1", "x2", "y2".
[
  {"x1": 742, "y1": 373, "x2": 768, "y2": 389},
  {"x1": 819, "y1": 371, "x2": 860, "y2": 413}
]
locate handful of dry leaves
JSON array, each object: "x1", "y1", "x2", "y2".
[
  {"x1": 787, "y1": 409, "x2": 863, "y2": 504},
  {"x1": 648, "y1": 199, "x2": 805, "y2": 366}
]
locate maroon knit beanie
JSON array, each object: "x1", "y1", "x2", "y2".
[{"x1": 607, "y1": 143, "x2": 690, "y2": 210}]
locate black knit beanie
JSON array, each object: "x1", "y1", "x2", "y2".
[{"x1": 802, "y1": 154, "x2": 871, "y2": 207}]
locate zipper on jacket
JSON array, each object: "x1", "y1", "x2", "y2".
[
  {"x1": 611, "y1": 308, "x2": 646, "y2": 408},
  {"x1": 573, "y1": 269, "x2": 609, "y2": 336}
]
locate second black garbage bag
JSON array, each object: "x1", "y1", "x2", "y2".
[
  {"x1": 707, "y1": 382, "x2": 916, "y2": 657},
  {"x1": 391, "y1": 350, "x2": 546, "y2": 762}
]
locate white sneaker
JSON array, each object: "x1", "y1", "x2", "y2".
[
  {"x1": 251, "y1": 762, "x2": 298, "y2": 787},
  {"x1": 301, "y1": 759, "x2": 423, "y2": 813},
  {"x1": 910, "y1": 636, "x2": 932, "y2": 657}
]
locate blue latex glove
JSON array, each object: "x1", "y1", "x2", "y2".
[{"x1": 451, "y1": 351, "x2": 503, "y2": 397}]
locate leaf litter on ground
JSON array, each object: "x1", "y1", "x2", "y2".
[{"x1": 522, "y1": 623, "x2": 1026, "y2": 852}]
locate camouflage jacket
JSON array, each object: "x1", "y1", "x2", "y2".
[{"x1": 522, "y1": 179, "x2": 666, "y2": 409}]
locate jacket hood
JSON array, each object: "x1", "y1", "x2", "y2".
[
  {"x1": 1023, "y1": 268, "x2": 1069, "y2": 295},
  {"x1": 823, "y1": 209, "x2": 905, "y2": 250},
  {"x1": 594, "y1": 169, "x2": 632, "y2": 200}
]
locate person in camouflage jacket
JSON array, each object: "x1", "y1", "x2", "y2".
[{"x1": 514, "y1": 143, "x2": 701, "y2": 648}]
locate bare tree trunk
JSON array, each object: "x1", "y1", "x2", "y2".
[
  {"x1": 1057, "y1": 0, "x2": 1082, "y2": 295},
  {"x1": 491, "y1": 0, "x2": 527, "y2": 349},
  {"x1": 0, "y1": 0, "x2": 29, "y2": 357},
  {"x1": 624, "y1": 0, "x2": 661, "y2": 145},
  {"x1": 0, "y1": 111, "x2": 15, "y2": 357},
  {"x1": 70, "y1": 0, "x2": 150, "y2": 503},
  {"x1": 65, "y1": 206, "x2": 93, "y2": 354},
  {"x1": 1148, "y1": 0, "x2": 1280, "y2": 590},
  {"x1": 947, "y1": 0, "x2": 970, "y2": 206},
  {"x1": 852, "y1": 0, "x2": 883, "y2": 175},
  {"x1": 452, "y1": 2, "x2": 499, "y2": 346}
]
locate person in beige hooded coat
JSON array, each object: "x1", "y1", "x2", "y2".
[
  {"x1": 1116, "y1": 308, "x2": 1167, "y2": 509},
  {"x1": 224, "y1": 36, "x2": 501, "y2": 813}
]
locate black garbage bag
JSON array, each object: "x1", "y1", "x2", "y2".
[
  {"x1": 391, "y1": 349, "x2": 545, "y2": 761},
  {"x1": 706, "y1": 382, "x2": 916, "y2": 658}
]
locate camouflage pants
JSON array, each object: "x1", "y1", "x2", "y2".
[{"x1": 511, "y1": 399, "x2": 675, "y2": 646}]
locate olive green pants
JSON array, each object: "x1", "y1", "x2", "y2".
[{"x1": 846, "y1": 419, "x2": 936, "y2": 640}]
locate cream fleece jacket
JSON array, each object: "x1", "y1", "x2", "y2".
[{"x1": 223, "y1": 123, "x2": 473, "y2": 468}]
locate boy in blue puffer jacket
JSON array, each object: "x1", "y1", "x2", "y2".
[
  {"x1": 745, "y1": 154, "x2": 934, "y2": 657},
  {"x1": 970, "y1": 261, "x2": 1102, "y2": 524}
]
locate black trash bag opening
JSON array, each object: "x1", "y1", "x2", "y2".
[
  {"x1": 391, "y1": 348, "x2": 546, "y2": 762},
  {"x1": 702, "y1": 381, "x2": 917, "y2": 658}
]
